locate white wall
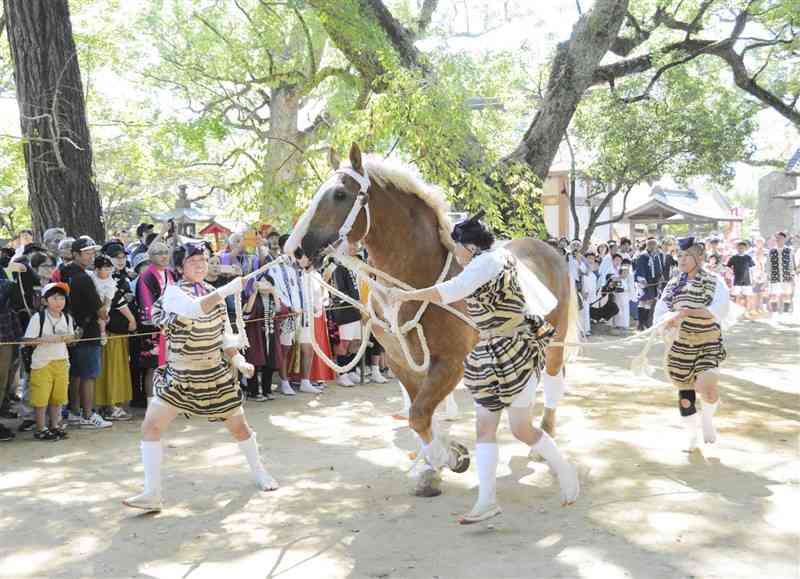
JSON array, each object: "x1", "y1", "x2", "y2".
[{"x1": 544, "y1": 205, "x2": 559, "y2": 238}]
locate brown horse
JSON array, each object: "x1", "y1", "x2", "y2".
[{"x1": 286, "y1": 143, "x2": 577, "y2": 496}]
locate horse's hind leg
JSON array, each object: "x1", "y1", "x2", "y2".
[{"x1": 540, "y1": 326, "x2": 567, "y2": 438}]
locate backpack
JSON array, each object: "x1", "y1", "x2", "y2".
[{"x1": 20, "y1": 310, "x2": 72, "y2": 374}]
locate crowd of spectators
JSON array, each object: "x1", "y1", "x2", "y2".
[
  {"x1": 0, "y1": 223, "x2": 389, "y2": 442},
  {"x1": 547, "y1": 231, "x2": 799, "y2": 337}
]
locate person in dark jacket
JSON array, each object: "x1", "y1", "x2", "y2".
[
  {"x1": 60, "y1": 237, "x2": 112, "y2": 430},
  {"x1": 634, "y1": 237, "x2": 664, "y2": 330}
]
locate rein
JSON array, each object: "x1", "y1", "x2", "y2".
[
  {"x1": 332, "y1": 167, "x2": 371, "y2": 251},
  {"x1": 303, "y1": 250, "x2": 478, "y2": 374}
]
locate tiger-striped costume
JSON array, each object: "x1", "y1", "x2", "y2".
[
  {"x1": 151, "y1": 280, "x2": 243, "y2": 419},
  {"x1": 462, "y1": 253, "x2": 554, "y2": 411},
  {"x1": 661, "y1": 269, "x2": 727, "y2": 385}
]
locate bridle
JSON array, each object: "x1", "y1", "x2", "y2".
[{"x1": 327, "y1": 167, "x2": 371, "y2": 255}]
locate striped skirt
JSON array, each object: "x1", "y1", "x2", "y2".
[
  {"x1": 154, "y1": 358, "x2": 243, "y2": 419},
  {"x1": 666, "y1": 318, "x2": 726, "y2": 385},
  {"x1": 464, "y1": 329, "x2": 551, "y2": 412}
]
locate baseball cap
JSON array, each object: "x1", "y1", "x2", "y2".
[
  {"x1": 136, "y1": 223, "x2": 155, "y2": 237},
  {"x1": 72, "y1": 237, "x2": 101, "y2": 253},
  {"x1": 102, "y1": 241, "x2": 127, "y2": 257},
  {"x1": 131, "y1": 252, "x2": 150, "y2": 272},
  {"x1": 42, "y1": 282, "x2": 70, "y2": 299}
]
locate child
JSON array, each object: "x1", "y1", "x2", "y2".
[
  {"x1": 727, "y1": 240, "x2": 756, "y2": 313},
  {"x1": 24, "y1": 282, "x2": 74, "y2": 440},
  {"x1": 90, "y1": 254, "x2": 118, "y2": 345},
  {"x1": 611, "y1": 254, "x2": 633, "y2": 332},
  {"x1": 243, "y1": 277, "x2": 279, "y2": 401}
]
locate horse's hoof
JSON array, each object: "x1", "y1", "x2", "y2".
[
  {"x1": 413, "y1": 468, "x2": 442, "y2": 497},
  {"x1": 414, "y1": 485, "x2": 442, "y2": 498},
  {"x1": 448, "y1": 441, "x2": 470, "y2": 474}
]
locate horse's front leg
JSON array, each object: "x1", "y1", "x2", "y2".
[{"x1": 408, "y1": 357, "x2": 470, "y2": 497}]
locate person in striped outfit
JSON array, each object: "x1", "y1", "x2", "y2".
[
  {"x1": 654, "y1": 237, "x2": 730, "y2": 451},
  {"x1": 386, "y1": 213, "x2": 579, "y2": 524},
  {"x1": 124, "y1": 243, "x2": 278, "y2": 513}
]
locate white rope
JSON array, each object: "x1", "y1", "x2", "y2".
[
  {"x1": 300, "y1": 247, "x2": 685, "y2": 376},
  {"x1": 302, "y1": 270, "x2": 373, "y2": 374}
]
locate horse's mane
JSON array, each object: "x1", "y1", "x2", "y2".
[{"x1": 348, "y1": 155, "x2": 455, "y2": 251}]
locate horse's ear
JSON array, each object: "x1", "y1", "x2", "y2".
[
  {"x1": 349, "y1": 142, "x2": 363, "y2": 175},
  {"x1": 328, "y1": 147, "x2": 340, "y2": 170}
]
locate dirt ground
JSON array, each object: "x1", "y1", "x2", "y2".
[{"x1": 1, "y1": 316, "x2": 798, "y2": 579}]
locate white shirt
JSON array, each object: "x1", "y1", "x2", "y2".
[
  {"x1": 25, "y1": 311, "x2": 74, "y2": 369},
  {"x1": 90, "y1": 272, "x2": 117, "y2": 304},
  {"x1": 654, "y1": 272, "x2": 731, "y2": 327},
  {"x1": 437, "y1": 250, "x2": 506, "y2": 305},
  {"x1": 436, "y1": 248, "x2": 557, "y2": 316},
  {"x1": 273, "y1": 263, "x2": 303, "y2": 310}
]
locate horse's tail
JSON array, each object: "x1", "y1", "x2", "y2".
[{"x1": 564, "y1": 285, "x2": 581, "y2": 362}]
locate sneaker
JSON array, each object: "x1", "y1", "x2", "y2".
[
  {"x1": 0, "y1": 407, "x2": 18, "y2": 419},
  {"x1": 249, "y1": 394, "x2": 267, "y2": 402},
  {"x1": 52, "y1": 426, "x2": 69, "y2": 440},
  {"x1": 371, "y1": 369, "x2": 388, "y2": 384},
  {"x1": 108, "y1": 406, "x2": 132, "y2": 421},
  {"x1": 0, "y1": 424, "x2": 15, "y2": 441},
  {"x1": 337, "y1": 373, "x2": 355, "y2": 387},
  {"x1": 18, "y1": 419, "x2": 36, "y2": 432},
  {"x1": 123, "y1": 491, "x2": 163, "y2": 512},
  {"x1": 299, "y1": 381, "x2": 322, "y2": 394},
  {"x1": 34, "y1": 428, "x2": 59, "y2": 441},
  {"x1": 279, "y1": 382, "x2": 295, "y2": 396},
  {"x1": 80, "y1": 412, "x2": 112, "y2": 430},
  {"x1": 67, "y1": 412, "x2": 83, "y2": 426}
]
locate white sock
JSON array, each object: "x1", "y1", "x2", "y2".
[
  {"x1": 532, "y1": 431, "x2": 579, "y2": 504},
  {"x1": 475, "y1": 443, "x2": 498, "y2": 507},
  {"x1": 701, "y1": 399, "x2": 719, "y2": 443},
  {"x1": 682, "y1": 414, "x2": 700, "y2": 449},
  {"x1": 238, "y1": 432, "x2": 265, "y2": 475},
  {"x1": 280, "y1": 380, "x2": 291, "y2": 390},
  {"x1": 541, "y1": 371, "x2": 565, "y2": 410},
  {"x1": 531, "y1": 432, "x2": 568, "y2": 475},
  {"x1": 141, "y1": 440, "x2": 163, "y2": 496},
  {"x1": 238, "y1": 431, "x2": 276, "y2": 489}
]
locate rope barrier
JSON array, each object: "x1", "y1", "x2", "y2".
[{"x1": 0, "y1": 303, "x2": 361, "y2": 347}]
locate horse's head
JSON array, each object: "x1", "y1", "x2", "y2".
[{"x1": 285, "y1": 143, "x2": 370, "y2": 268}]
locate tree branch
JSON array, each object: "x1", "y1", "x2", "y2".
[
  {"x1": 417, "y1": 0, "x2": 439, "y2": 35},
  {"x1": 596, "y1": 184, "x2": 635, "y2": 226},
  {"x1": 501, "y1": 0, "x2": 630, "y2": 181}
]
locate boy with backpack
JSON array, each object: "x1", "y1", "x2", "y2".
[{"x1": 23, "y1": 282, "x2": 75, "y2": 440}]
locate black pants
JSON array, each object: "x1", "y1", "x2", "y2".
[{"x1": 247, "y1": 366, "x2": 275, "y2": 396}]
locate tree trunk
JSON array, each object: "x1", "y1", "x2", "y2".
[
  {"x1": 502, "y1": 0, "x2": 629, "y2": 181},
  {"x1": 4, "y1": 0, "x2": 104, "y2": 241},
  {"x1": 260, "y1": 86, "x2": 305, "y2": 221}
]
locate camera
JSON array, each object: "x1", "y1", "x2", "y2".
[{"x1": 602, "y1": 276, "x2": 624, "y2": 294}]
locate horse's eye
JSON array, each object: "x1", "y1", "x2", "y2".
[{"x1": 333, "y1": 190, "x2": 347, "y2": 201}]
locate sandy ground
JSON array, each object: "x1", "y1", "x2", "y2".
[{"x1": 1, "y1": 316, "x2": 798, "y2": 579}]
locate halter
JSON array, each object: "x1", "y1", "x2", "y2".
[{"x1": 333, "y1": 167, "x2": 371, "y2": 251}]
